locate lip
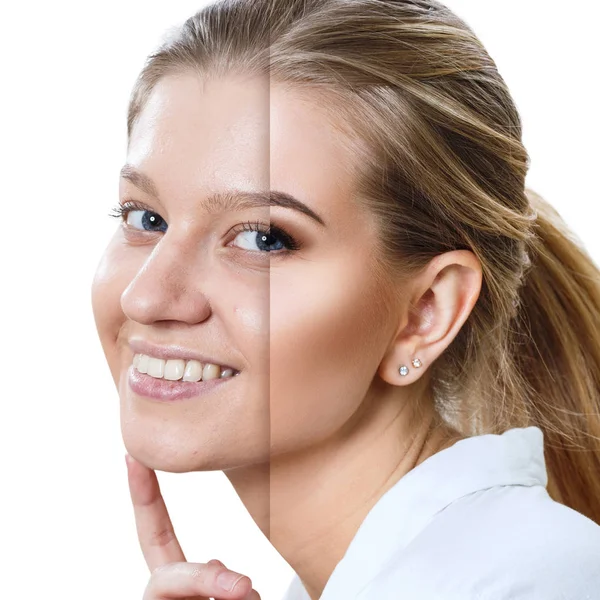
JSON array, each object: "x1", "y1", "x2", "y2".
[
  {"x1": 128, "y1": 338, "x2": 240, "y2": 372},
  {"x1": 128, "y1": 366, "x2": 238, "y2": 402}
]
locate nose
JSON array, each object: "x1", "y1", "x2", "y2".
[{"x1": 120, "y1": 235, "x2": 212, "y2": 325}]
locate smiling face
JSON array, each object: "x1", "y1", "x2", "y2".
[{"x1": 92, "y1": 72, "x2": 404, "y2": 472}]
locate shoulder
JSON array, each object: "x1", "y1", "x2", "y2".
[{"x1": 364, "y1": 484, "x2": 600, "y2": 599}]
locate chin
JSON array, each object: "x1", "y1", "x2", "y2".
[
  {"x1": 121, "y1": 424, "x2": 213, "y2": 473},
  {"x1": 120, "y1": 418, "x2": 271, "y2": 473}
]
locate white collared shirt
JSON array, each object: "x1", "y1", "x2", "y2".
[{"x1": 282, "y1": 427, "x2": 600, "y2": 600}]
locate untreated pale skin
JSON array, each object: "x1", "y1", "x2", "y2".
[{"x1": 92, "y1": 73, "x2": 482, "y2": 599}]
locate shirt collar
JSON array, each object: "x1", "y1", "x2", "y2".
[{"x1": 318, "y1": 426, "x2": 547, "y2": 599}]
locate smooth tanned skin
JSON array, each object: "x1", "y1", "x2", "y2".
[{"x1": 92, "y1": 73, "x2": 482, "y2": 600}]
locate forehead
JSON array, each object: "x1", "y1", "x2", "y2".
[{"x1": 127, "y1": 73, "x2": 361, "y2": 217}]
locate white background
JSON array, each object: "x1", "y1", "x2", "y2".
[{"x1": 0, "y1": 1, "x2": 597, "y2": 598}]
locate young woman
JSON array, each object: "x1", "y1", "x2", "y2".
[{"x1": 92, "y1": 0, "x2": 600, "y2": 598}]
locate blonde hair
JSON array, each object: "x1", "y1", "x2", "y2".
[{"x1": 127, "y1": 0, "x2": 600, "y2": 523}]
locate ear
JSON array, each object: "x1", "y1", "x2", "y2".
[{"x1": 378, "y1": 250, "x2": 483, "y2": 386}]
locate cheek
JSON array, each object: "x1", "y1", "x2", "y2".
[
  {"x1": 91, "y1": 236, "x2": 141, "y2": 381},
  {"x1": 270, "y1": 259, "x2": 387, "y2": 450},
  {"x1": 230, "y1": 281, "x2": 270, "y2": 380},
  {"x1": 234, "y1": 305, "x2": 266, "y2": 334},
  {"x1": 230, "y1": 278, "x2": 271, "y2": 441}
]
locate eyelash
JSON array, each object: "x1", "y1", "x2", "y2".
[
  {"x1": 108, "y1": 200, "x2": 148, "y2": 220},
  {"x1": 108, "y1": 201, "x2": 302, "y2": 252}
]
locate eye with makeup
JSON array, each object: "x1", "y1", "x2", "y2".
[
  {"x1": 109, "y1": 201, "x2": 301, "y2": 254},
  {"x1": 226, "y1": 220, "x2": 301, "y2": 254}
]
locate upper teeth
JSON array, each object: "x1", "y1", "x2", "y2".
[{"x1": 133, "y1": 353, "x2": 236, "y2": 382}]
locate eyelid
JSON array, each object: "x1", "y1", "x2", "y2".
[
  {"x1": 115, "y1": 199, "x2": 155, "y2": 217},
  {"x1": 109, "y1": 199, "x2": 165, "y2": 224}
]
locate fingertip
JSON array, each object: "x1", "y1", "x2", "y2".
[
  {"x1": 232, "y1": 574, "x2": 253, "y2": 596},
  {"x1": 216, "y1": 570, "x2": 252, "y2": 595},
  {"x1": 125, "y1": 454, "x2": 154, "y2": 478},
  {"x1": 125, "y1": 453, "x2": 146, "y2": 480}
]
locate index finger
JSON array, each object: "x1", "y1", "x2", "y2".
[{"x1": 125, "y1": 453, "x2": 187, "y2": 572}]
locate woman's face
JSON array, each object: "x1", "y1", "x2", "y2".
[{"x1": 92, "y1": 73, "x2": 403, "y2": 472}]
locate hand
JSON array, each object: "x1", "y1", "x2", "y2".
[{"x1": 125, "y1": 453, "x2": 261, "y2": 600}]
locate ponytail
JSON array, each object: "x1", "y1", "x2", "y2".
[{"x1": 516, "y1": 189, "x2": 600, "y2": 523}]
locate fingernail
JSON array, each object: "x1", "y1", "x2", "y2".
[{"x1": 217, "y1": 570, "x2": 246, "y2": 592}]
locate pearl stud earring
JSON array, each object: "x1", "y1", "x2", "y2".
[{"x1": 399, "y1": 358, "x2": 423, "y2": 377}]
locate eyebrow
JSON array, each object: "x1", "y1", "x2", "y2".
[{"x1": 119, "y1": 164, "x2": 326, "y2": 227}]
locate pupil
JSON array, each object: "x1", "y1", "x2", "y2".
[{"x1": 256, "y1": 231, "x2": 284, "y2": 252}]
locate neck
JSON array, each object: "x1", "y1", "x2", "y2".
[{"x1": 223, "y1": 379, "x2": 464, "y2": 600}]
